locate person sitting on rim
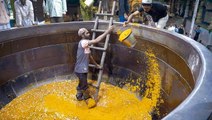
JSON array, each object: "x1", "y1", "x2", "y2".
[{"x1": 124, "y1": 0, "x2": 169, "y2": 29}]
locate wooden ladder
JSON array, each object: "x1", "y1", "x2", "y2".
[{"x1": 88, "y1": 0, "x2": 116, "y2": 101}]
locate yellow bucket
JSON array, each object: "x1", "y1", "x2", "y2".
[
  {"x1": 84, "y1": 0, "x2": 94, "y2": 7},
  {"x1": 118, "y1": 28, "x2": 137, "y2": 48}
]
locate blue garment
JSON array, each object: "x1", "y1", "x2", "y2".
[
  {"x1": 194, "y1": 29, "x2": 201, "y2": 41},
  {"x1": 175, "y1": 28, "x2": 178, "y2": 33},
  {"x1": 118, "y1": 0, "x2": 129, "y2": 22},
  {"x1": 3, "y1": 0, "x2": 11, "y2": 15},
  {"x1": 0, "y1": 22, "x2": 10, "y2": 30},
  {"x1": 119, "y1": 16, "x2": 126, "y2": 22},
  {"x1": 195, "y1": 29, "x2": 201, "y2": 34}
]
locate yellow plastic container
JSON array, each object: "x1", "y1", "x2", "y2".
[
  {"x1": 118, "y1": 28, "x2": 137, "y2": 48},
  {"x1": 84, "y1": 0, "x2": 94, "y2": 7}
]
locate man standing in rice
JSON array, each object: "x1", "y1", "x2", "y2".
[{"x1": 75, "y1": 26, "x2": 114, "y2": 101}]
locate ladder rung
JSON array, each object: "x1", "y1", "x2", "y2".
[
  {"x1": 89, "y1": 46, "x2": 106, "y2": 51},
  {"x1": 89, "y1": 64, "x2": 103, "y2": 69},
  {"x1": 91, "y1": 29, "x2": 105, "y2": 33},
  {"x1": 89, "y1": 84, "x2": 99, "y2": 89},
  {"x1": 96, "y1": 13, "x2": 113, "y2": 16}
]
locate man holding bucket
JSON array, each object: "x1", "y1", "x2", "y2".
[{"x1": 124, "y1": 0, "x2": 168, "y2": 29}]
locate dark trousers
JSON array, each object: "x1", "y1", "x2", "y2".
[
  {"x1": 75, "y1": 72, "x2": 88, "y2": 91},
  {"x1": 50, "y1": 17, "x2": 64, "y2": 23},
  {"x1": 194, "y1": 34, "x2": 199, "y2": 41}
]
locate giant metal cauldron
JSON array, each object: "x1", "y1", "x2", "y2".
[{"x1": 0, "y1": 22, "x2": 212, "y2": 120}]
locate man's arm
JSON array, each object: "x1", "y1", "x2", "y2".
[
  {"x1": 144, "y1": 13, "x2": 156, "y2": 27},
  {"x1": 123, "y1": 10, "x2": 140, "y2": 26},
  {"x1": 89, "y1": 55, "x2": 100, "y2": 68},
  {"x1": 88, "y1": 26, "x2": 114, "y2": 45}
]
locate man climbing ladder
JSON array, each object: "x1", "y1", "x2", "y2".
[
  {"x1": 75, "y1": 26, "x2": 114, "y2": 101},
  {"x1": 74, "y1": 1, "x2": 116, "y2": 106}
]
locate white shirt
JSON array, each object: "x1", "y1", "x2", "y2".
[
  {"x1": 0, "y1": 0, "x2": 10, "y2": 25},
  {"x1": 14, "y1": 0, "x2": 34, "y2": 26},
  {"x1": 45, "y1": 0, "x2": 67, "y2": 17},
  {"x1": 168, "y1": 26, "x2": 176, "y2": 32}
]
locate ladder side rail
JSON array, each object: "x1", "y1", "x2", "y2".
[
  {"x1": 111, "y1": 1, "x2": 116, "y2": 15},
  {"x1": 91, "y1": 1, "x2": 102, "y2": 41},
  {"x1": 91, "y1": 17, "x2": 99, "y2": 41},
  {"x1": 93, "y1": 1, "x2": 116, "y2": 100},
  {"x1": 96, "y1": 16, "x2": 113, "y2": 88},
  {"x1": 103, "y1": 16, "x2": 113, "y2": 49},
  {"x1": 95, "y1": 1, "x2": 116, "y2": 90}
]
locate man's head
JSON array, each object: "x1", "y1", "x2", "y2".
[
  {"x1": 20, "y1": 0, "x2": 26, "y2": 5},
  {"x1": 78, "y1": 28, "x2": 90, "y2": 38},
  {"x1": 142, "y1": 0, "x2": 152, "y2": 12}
]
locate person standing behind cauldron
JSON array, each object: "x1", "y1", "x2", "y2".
[
  {"x1": 193, "y1": 25, "x2": 201, "y2": 41},
  {"x1": 118, "y1": 0, "x2": 129, "y2": 22},
  {"x1": 124, "y1": 0, "x2": 169, "y2": 29},
  {"x1": 45, "y1": 0, "x2": 67, "y2": 23},
  {"x1": 0, "y1": 0, "x2": 11, "y2": 30},
  {"x1": 178, "y1": 24, "x2": 184, "y2": 35},
  {"x1": 30, "y1": 0, "x2": 46, "y2": 25},
  {"x1": 14, "y1": 0, "x2": 34, "y2": 27}
]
